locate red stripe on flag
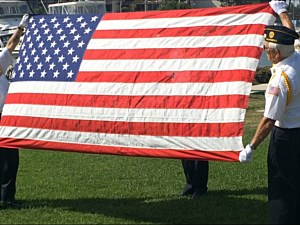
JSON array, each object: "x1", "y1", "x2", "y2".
[
  {"x1": 0, "y1": 137, "x2": 240, "y2": 161},
  {"x1": 100, "y1": 3, "x2": 271, "y2": 20},
  {"x1": 76, "y1": 70, "x2": 255, "y2": 83},
  {"x1": 92, "y1": 24, "x2": 266, "y2": 39},
  {"x1": 0, "y1": 116, "x2": 244, "y2": 137},
  {"x1": 83, "y1": 46, "x2": 262, "y2": 60}
]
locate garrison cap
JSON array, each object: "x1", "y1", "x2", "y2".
[{"x1": 264, "y1": 25, "x2": 299, "y2": 45}]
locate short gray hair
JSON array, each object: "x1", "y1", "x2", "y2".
[
  {"x1": 269, "y1": 42, "x2": 295, "y2": 58},
  {"x1": 294, "y1": 39, "x2": 300, "y2": 52}
]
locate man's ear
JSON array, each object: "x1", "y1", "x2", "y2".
[{"x1": 275, "y1": 49, "x2": 281, "y2": 60}]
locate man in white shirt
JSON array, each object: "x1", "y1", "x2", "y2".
[
  {"x1": 0, "y1": 14, "x2": 28, "y2": 209},
  {"x1": 239, "y1": 1, "x2": 300, "y2": 224}
]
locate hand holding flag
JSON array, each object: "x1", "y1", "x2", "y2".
[
  {"x1": 19, "y1": 14, "x2": 29, "y2": 29},
  {"x1": 269, "y1": 0, "x2": 288, "y2": 15},
  {"x1": 239, "y1": 144, "x2": 253, "y2": 163}
]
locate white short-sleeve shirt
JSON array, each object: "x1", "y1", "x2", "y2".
[
  {"x1": 264, "y1": 52, "x2": 300, "y2": 128},
  {"x1": 0, "y1": 47, "x2": 14, "y2": 113}
]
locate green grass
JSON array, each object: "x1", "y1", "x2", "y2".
[{"x1": 0, "y1": 93, "x2": 269, "y2": 224}]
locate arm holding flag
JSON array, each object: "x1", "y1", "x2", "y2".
[
  {"x1": 5, "y1": 14, "x2": 28, "y2": 54},
  {"x1": 269, "y1": 0, "x2": 294, "y2": 29}
]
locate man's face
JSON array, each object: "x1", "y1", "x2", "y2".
[{"x1": 264, "y1": 41, "x2": 280, "y2": 64}]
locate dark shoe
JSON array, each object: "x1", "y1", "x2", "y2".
[
  {"x1": 2, "y1": 200, "x2": 22, "y2": 209},
  {"x1": 178, "y1": 185, "x2": 194, "y2": 196},
  {"x1": 190, "y1": 191, "x2": 206, "y2": 199}
]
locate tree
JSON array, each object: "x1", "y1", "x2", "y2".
[
  {"x1": 220, "y1": 0, "x2": 269, "y2": 6},
  {"x1": 159, "y1": 0, "x2": 191, "y2": 10}
]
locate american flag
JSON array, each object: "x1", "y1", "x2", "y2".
[{"x1": 0, "y1": 3, "x2": 276, "y2": 161}]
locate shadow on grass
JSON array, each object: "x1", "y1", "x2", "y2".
[{"x1": 20, "y1": 187, "x2": 268, "y2": 224}]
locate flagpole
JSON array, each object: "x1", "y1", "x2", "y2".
[{"x1": 287, "y1": 0, "x2": 292, "y2": 12}]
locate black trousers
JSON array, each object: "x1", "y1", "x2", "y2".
[
  {"x1": 181, "y1": 160, "x2": 209, "y2": 193},
  {"x1": 0, "y1": 147, "x2": 19, "y2": 202},
  {"x1": 268, "y1": 126, "x2": 300, "y2": 224}
]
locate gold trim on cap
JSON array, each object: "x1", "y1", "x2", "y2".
[{"x1": 265, "y1": 27, "x2": 299, "y2": 39}]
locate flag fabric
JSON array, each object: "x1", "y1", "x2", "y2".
[{"x1": 0, "y1": 3, "x2": 276, "y2": 162}]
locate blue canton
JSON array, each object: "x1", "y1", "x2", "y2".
[{"x1": 13, "y1": 14, "x2": 102, "y2": 82}]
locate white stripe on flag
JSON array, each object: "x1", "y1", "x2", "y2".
[
  {"x1": 79, "y1": 57, "x2": 259, "y2": 72},
  {"x1": 87, "y1": 34, "x2": 264, "y2": 49},
  {"x1": 8, "y1": 81, "x2": 252, "y2": 96},
  {"x1": 2, "y1": 104, "x2": 246, "y2": 123}
]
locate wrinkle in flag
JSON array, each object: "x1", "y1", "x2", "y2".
[{"x1": 0, "y1": 3, "x2": 276, "y2": 161}]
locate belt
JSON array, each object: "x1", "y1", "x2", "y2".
[{"x1": 275, "y1": 126, "x2": 300, "y2": 131}]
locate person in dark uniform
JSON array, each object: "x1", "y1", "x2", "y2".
[
  {"x1": 0, "y1": 14, "x2": 28, "y2": 209},
  {"x1": 179, "y1": 160, "x2": 208, "y2": 199},
  {"x1": 239, "y1": 1, "x2": 300, "y2": 224}
]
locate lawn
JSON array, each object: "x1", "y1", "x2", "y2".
[{"x1": 0, "y1": 93, "x2": 269, "y2": 224}]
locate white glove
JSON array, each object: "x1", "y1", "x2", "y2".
[
  {"x1": 19, "y1": 14, "x2": 29, "y2": 29},
  {"x1": 269, "y1": 0, "x2": 288, "y2": 15},
  {"x1": 239, "y1": 144, "x2": 253, "y2": 163}
]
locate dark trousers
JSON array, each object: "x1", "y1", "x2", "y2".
[
  {"x1": 181, "y1": 160, "x2": 209, "y2": 193},
  {"x1": 268, "y1": 127, "x2": 300, "y2": 224},
  {"x1": 0, "y1": 148, "x2": 19, "y2": 202}
]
